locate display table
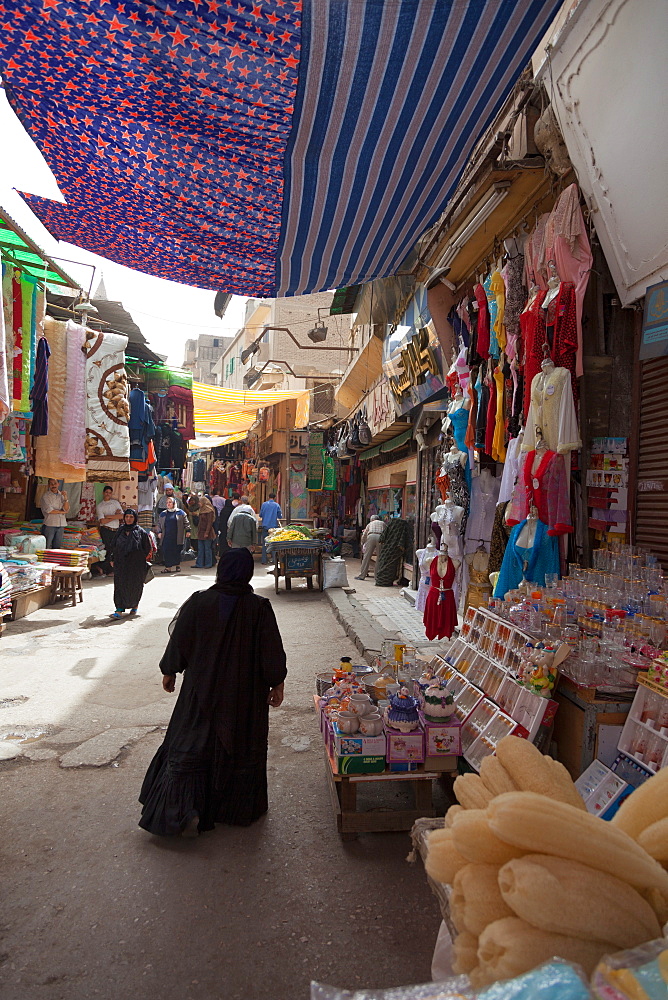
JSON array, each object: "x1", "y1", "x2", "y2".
[
  {"x1": 268, "y1": 540, "x2": 323, "y2": 593},
  {"x1": 323, "y1": 748, "x2": 455, "y2": 840},
  {"x1": 553, "y1": 676, "x2": 633, "y2": 779}
]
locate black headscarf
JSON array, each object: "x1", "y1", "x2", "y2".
[
  {"x1": 114, "y1": 509, "x2": 144, "y2": 556},
  {"x1": 214, "y1": 548, "x2": 254, "y2": 596}
]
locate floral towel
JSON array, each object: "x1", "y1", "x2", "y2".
[{"x1": 84, "y1": 330, "x2": 130, "y2": 482}]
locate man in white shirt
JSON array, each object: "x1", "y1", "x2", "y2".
[
  {"x1": 355, "y1": 515, "x2": 386, "y2": 580},
  {"x1": 97, "y1": 485, "x2": 124, "y2": 574},
  {"x1": 40, "y1": 479, "x2": 70, "y2": 549}
]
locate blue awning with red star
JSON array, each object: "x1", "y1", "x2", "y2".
[{"x1": 0, "y1": 0, "x2": 561, "y2": 297}]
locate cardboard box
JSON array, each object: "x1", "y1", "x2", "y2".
[
  {"x1": 424, "y1": 754, "x2": 458, "y2": 772},
  {"x1": 388, "y1": 761, "x2": 421, "y2": 772},
  {"x1": 336, "y1": 755, "x2": 386, "y2": 775},
  {"x1": 420, "y1": 713, "x2": 462, "y2": 756},
  {"x1": 386, "y1": 726, "x2": 425, "y2": 763},
  {"x1": 330, "y1": 722, "x2": 386, "y2": 758}
]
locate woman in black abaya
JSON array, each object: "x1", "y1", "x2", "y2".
[
  {"x1": 111, "y1": 509, "x2": 152, "y2": 619},
  {"x1": 139, "y1": 548, "x2": 287, "y2": 837}
]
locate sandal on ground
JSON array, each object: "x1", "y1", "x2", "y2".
[
  {"x1": 110, "y1": 611, "x2": 123, "y2": 620},
  {"x1": 129, "y1": 608, "x2": 138, "y2": 615},
  {"x1": 160, "y1": 569, "x2": 173, "y2": 574},
  {"x1": 175, "y1": 566, "x2": 181, "y2": 573}
]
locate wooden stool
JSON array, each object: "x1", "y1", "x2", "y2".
[{"x1": 50, "y1": 566, "x2": 85, "y2": 607}]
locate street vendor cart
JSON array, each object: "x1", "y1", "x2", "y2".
[{"x1": 267, "y1": 538, "x2": 324, "y2": 593}]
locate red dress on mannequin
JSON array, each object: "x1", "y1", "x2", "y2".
[{"x1": 423, "y1": 555, "x2": 457, "y2": 641}]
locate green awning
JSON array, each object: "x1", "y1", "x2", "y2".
[
  {"x1": 359, "y1": 427, "x2": 413, "y2": 460},
  {"x1": 0, "y1": 210, "x2": 79, "y2": 288},
  {"x1": 380, "y1": 427, "x2": 413, "y2": 453}
]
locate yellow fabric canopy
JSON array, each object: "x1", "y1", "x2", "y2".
[{"x1": 192, "y1": 382, "x2": 310, "y2": 435}]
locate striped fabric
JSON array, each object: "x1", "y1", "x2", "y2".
[
  {"x1": 0, "y1": 0, "x2": 561, "y2": 297},
  {"x1": 192, "y1": 382, "x2": 309, "y2": 436}
]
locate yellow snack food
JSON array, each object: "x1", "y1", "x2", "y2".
[
  {"x1": 425, "y1": 828, "x2": 468, "y2": 885},
  {"x1": 612, "y1": 766, "x2": 668, "y2": 839},
  {"x1": 488, "y1": 791, "x2": 668, "y2": 895},
  {"x1": 451, "y1": 863, "x2": 514, "y2": 936},
  {"x1": 450, "y1": 809, "x2": 525, "y2": 866},
  {"x1": 453, "y1": 773, "x2": 493, "y2": 811},
  {"x1": 638, "y1": 817, "x2": 668, "y2": 862},
  {"x1": 479, "y1": 755, "x2": 517, "y2": 797},
  {"x1": 444, "y1": 804, "x2": 464, "y2": 828},
  {"x1": 495, "y1": 736, "x2": 586, "y2": 810},
  {"x1": 452, "y1": 930, "x2": 478, "y2": 975},
  {"x1": 498, "y1": 854, "x2": 660, "y2": 948},
  {"x1": 475, "y1": 916, "x2": 613, "y2": 987}
]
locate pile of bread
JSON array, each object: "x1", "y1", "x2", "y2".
[{"x1": 426, "y1": 736, "x2": 668, "y2": 988}]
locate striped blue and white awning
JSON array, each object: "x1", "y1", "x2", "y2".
[{"x1": 0, "y1": 0, "x2": 561, "y2": 297}]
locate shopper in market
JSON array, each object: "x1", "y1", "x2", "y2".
[
  {"x1": 259, "y1": 492, "x2": 282, "y2": 564},
  {"x1": 96, "y1": 485, "x2": 124, "y2": 575},
  {"x1": 110, "y1": 509, "x2": 153, "y2": 619},
  {"x1": 39, "y1": 479, "x2": 70, "y2": 549},
  {"x1": 185, "y1": 492, "x2": 200, "y2": 559},
  {"x1": 157, "y1": 496, "x2": 191, "y2": 574},
  {"x1": 194, "y1": 494, "x2": 217, "y2": 569},
  {"x1": 355, "y1": 514, "x2": 386, "y2": 580},
  {"x1": 155, "y1": 482, "x2": 182, "y2": 515},
  {"x1": 138, "y1": 547, "x2": 287, "y2": 837},
  {"x1": 216, "y1": 494, "x2": 235, "y2": 556},
  {"x1": 227, "y1": 496, "x2": 258, "y2": 550}
]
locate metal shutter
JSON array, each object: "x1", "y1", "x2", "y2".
[{"x1": 636, "y1": 357, "x2": 668, "y2": 568}]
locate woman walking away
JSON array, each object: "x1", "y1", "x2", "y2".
[
  {"x1": 195, "y1": 494, "x2": 216, "y2": 569},
  {"x1": 216, "y1": 496, "x2": 234, "y2": 556},
  {"x1": 139, "y1": 549, "x2": 287, "y2": 837},
  {"x1": 111, "y1": 510, "x2": 152, "y2": 619},
  {"x1": 158, "y1": 496, "x2": 190, "y2": 573}
]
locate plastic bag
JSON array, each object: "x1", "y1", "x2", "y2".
[
  {"x1": 323, "y1": 556, "x2": 349, "y2": 590},
  {"x1": 591, "y1": 936, "x2": 668, "y2": 999},
  {"x1": 312, "y1": 980, "x2": 473, "y2": 1000}
]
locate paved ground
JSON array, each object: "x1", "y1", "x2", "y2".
[{"x1": 0, "y1": 558, "x2": 446, "y2": 1000}]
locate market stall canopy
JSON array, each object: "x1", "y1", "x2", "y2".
[
  {"x1": 0, "y1": 0, "x2": 562, "y2": 298},
  {"x1": 192, "y1": 383, "x2": 310, "y2": 436}
]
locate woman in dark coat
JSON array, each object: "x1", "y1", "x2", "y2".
[
  {"x1": 111, "y1": 509, "x2": 152, "y2": 619},
  {"x1": 158, "y1": 497, "x2": 190, "y2": 573},
  {"x1": 139, "y1": 548, "x2": 287, "y2": 837},
  {"x1": 216, "y1": 496, "x2": 234, "y2": 555}
]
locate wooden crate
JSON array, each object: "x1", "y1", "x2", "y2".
[
  {"x1": 554, "y1": 678, "x2": 632, "y2": 779},
  {"x1": 10, "y1": 585, "x2": 53, "y2": 621}
]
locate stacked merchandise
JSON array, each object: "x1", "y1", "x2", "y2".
[
  {"x1": 0, "y1": 560, "x2": 12, "y2": 615},
  {"x1": 36, "y1": 549, "x2": 88, "y2": 567},
  {"x1": 2, "y1": 559, "x2": 53, "y2": 593},
  {"x1": 587, "y1": 437, "x2": 629, "y2": 540},
  {"x1": 425, "y1": 735, "x2": 668, "y2": 990}
]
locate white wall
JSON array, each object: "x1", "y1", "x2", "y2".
[{"x1": 539, "y1": 0, "x2": 668, "y2": 305}]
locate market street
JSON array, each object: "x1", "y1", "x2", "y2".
[{"x1": 0, "y1": 565, "x2": 443, "y2": 1000}]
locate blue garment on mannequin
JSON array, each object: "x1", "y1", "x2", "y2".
[
  {"x1": 448, "y1": 406, "x2": 472, "y2": 491},
  {"x1": 493, "y1": 518, "x2": 560, "y2": 598}
]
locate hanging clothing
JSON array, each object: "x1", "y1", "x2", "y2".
[
  {"x1": 465, "y1": 372, "x2": 478, "y2": 449},
  {"x1": 465, "y1": 473, "x2": 500, "y2": 553},
  {"x1": 525, "y1": 213, "x2": 550, "y2": 290},
  {"x1": 503, "y1": 252, "x2": 526, "y2": 361},
  {"x1": 507, "y1": 449, "x2": 572, "y2": 536},
  {"x1": 166, "y1": 385, "x2": 195, "y2": 440},
  {"x1": 415, "y1": 546, "x2": 436, "y2": 614},
  {"x1": 484, "y1": 369, "x2": 496, "y2": 457},
  {"x1": 507, "y1": 364, "x2": 523, "y2": 440},
  {"x1": 374, "y1": 518, "x2": 408, "y2": 586},
  {"x1": 139, "y1": 550, "x2": 287, "y2": 835},
  {"x1": 522, "y1": 365, "x2": 581, "y2": 455},
  {"x1": 484, "y1": 274, "x2": 499, "y2": 358},
  {"x1": 474, "y1": 368, "x2": 489, "y2": 450},
  {"x1": 490, "y1": 270, "x2": 506, "y2": 353},
  {"x1": 441, "y1": 453, "x2": 470, "y2": 532},
  {"x1": 448, "y1": 404, "x2": 472, "y2": 490},
  {"x1": 423, "y1": 556, "x2": 457, "y2": 641},
  {"x1": 543, "y1": 183, "x2": 592, "y2": 378},
  {"x1": 520, "y1": 289, "x2": 548, "y2": 418},
  {"x1": 492, "y1": 366, "x2": 506, "y2": 462},
  {"x1": 465, "y1": 548, "x2": 492, "y2": 610},
  {"x1": 61, "y1": 321, "x2": 87, "y2": 470},
  {"x1": 474, "y1": 284, "x2": 490, "y2": 359},
  {"x1": 493, "y1": 519, "x2": 560, "y2": 598},
  {"x1": 30, "y1": 335, "x2": 51, "y2": 436},
  {"x1": 546, "y1": 281, "x2": 578, "y2": 397},
  {"x1": 489, "y1": 501, "x2": 512, "y2": 575},
  {"x1": 498, "y1": 435, "x2": 523, "y2": 505}
]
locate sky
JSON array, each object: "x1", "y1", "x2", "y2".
[{"x1": 0, "y1": 87, "x2": 247, "y2": 366}]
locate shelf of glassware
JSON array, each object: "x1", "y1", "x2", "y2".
[{"x1": 617, "y1": 675, "x2": 668, "y2": 774}]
